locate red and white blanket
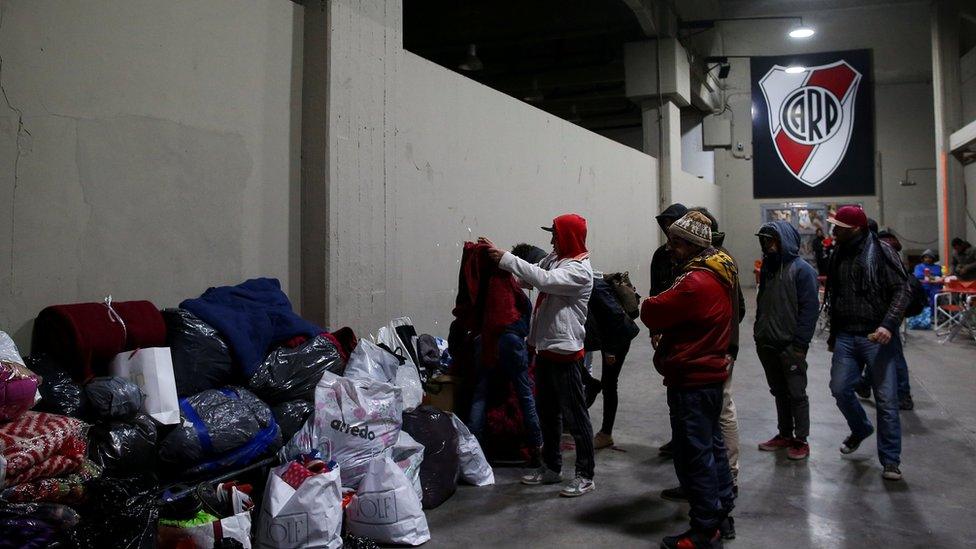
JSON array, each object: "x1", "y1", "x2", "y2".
[{"x1": 0, "y1": 411, "x2": 87, "y2": 487}]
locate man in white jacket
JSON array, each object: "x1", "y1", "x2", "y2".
[{"x1": 480, "y1": 212, "x2": 596, "y2": 497}]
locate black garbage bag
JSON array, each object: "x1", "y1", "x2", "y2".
[
  {"x1": 272, "y1": 399, "x2": 315, "y2": 443},
  {"x1": 159, "y1": 386, "x2": 281, "y2": 475},
  {"x1": 87, "y1": 413, "x2": 158, "y2": 477},
  {"x1": 163, "y1": 308, "x2": 236, "y2": 397},
  {"x1": 24, "y1": 354, "x2": 87, "y2": 418},
  {"x1": 402, "y1": 405, "x2": 459, "y2": 509},
  {"x1": 248, "y1": 333, "x2": 344, "y2": 404},
  {"x1": 0, "y1": 503, "x2": 80, "y2": 549},
  {"x1": 67, "y1": 477, "x2": 158, "y2": 549},
  {"x1": 84, "y1": 376, "x2": 144, "y2": 420}
]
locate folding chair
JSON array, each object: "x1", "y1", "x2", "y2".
[{"x1": 936, "y1": 279, "x2": 976, "y2": 344}]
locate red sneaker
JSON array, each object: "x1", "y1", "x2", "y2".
[
  {"x1": 788, "y1": 440, "x2": 810, "y2": 460},
  {"x1": 758, "y1": 434, "x2": 792, "y2": 451}
]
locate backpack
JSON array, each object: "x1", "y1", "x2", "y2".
[
  {"x1": 877, "y1": 241, "x2": 928, "y2": 319},
  {"x1": 605, "y1": 272, "x2": 640, "y2": 319}
]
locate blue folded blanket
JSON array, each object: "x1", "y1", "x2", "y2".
[{"x1": 181, "y1": 278, "x2": 323, "y2": 377}]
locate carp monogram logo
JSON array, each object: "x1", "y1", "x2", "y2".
[{"x1": 759, "y1": 60, "x2": 862, "y2": 187}]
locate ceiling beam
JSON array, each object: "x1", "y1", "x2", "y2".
[{"x1": 621, "y1": 0, "x2": 659, "y2": 37}]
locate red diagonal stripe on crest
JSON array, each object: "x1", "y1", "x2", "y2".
[
  {"x1": 806, "y1": 64, "x2": 857, "y2": 100},
  {"x1": 775, "y1": 129, "x2": 815, "y2": 175}
]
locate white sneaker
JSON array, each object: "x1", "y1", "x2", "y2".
[
  {"x1": 520, "y1": 467, "x2": 562, "y2": 485},
  {"x1": 559, "y1": 476, "x2": 596, "y2": 497}
]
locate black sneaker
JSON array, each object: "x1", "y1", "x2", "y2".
[
  {"x1": 659, "y1": 440, "x2": 674, "y2": 457},
  {"x1": 899, "y1": 395, "x2": 914, "y2": 411},
  {"x1": 661, "y1": 528, "x2": 723, "y2": 549},
  {"x1": 882, "y1": 463, "x2": 903, "y2": 481},
  {"x1": 660, "y1": 486, "x2": 687, "y2": 502},
  {"x1": 719, "y1": 516, "x2": 736, "y2": 540},
  {"x1": 840, "y1": 427, "x2": 874, "y2": 454}
]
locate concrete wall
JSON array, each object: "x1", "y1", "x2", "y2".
[
  {"x1": 321, "y1": 1, "x2": 659, "y2": 334},
  {"x1": 0, "y1": 0, "x2": 302, "y2": 347},
  {"x1": 397, "y1": 52, "x2": 659, "y2": 332},
  {"x1": 708, "y1": 1, "x2": 936, "y2": 283},
  {"x1": 963, "y1": 47, "x2": 976, "y2": 244}
]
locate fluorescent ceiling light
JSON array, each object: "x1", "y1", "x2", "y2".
[
  {"x1": 789, "y1": 27, "x2": 815, "y2": 39},
  {"x1": 785, "y1": 66, "x2": 806, "y2": 74}
]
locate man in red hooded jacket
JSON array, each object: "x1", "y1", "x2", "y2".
[
  {"x1": 641, "y1": 211, "x2": 736, "y2": 549},
  {"x1": 480, "y1": 213, "x2": 596, "y2": 498}
]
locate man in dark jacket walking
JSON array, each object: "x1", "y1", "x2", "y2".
[
  {"x1": 754, "y1": 221, "x2": 819, "y2": 461},
  {"x1": 826, "y1": 206, "x2": 911, "y2": 481},
  {"x1": 642, "y1": 211, "x2": 736, "y2": 549}
]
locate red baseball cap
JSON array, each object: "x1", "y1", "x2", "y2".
[{"x1": 827, "y1": 205, "x2": 868, "y2": 229}]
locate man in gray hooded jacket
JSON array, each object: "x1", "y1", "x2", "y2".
[{"x1": 754, "y1": 221, "x2": 820, "y2": 461}]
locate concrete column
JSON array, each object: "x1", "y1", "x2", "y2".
[
  {"x1": 931, "y1": 0, "x2": 966, "y2": 261},
  {"x1": 641, "y1": 100, "x2": 682, "y2": 209},
  {"x1": 300, "y1": 0, "x2": 329, "y2": 325}
]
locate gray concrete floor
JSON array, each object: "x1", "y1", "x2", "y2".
[{"x1": 425, "y1": 292, "x2": 976, "y2": 548}]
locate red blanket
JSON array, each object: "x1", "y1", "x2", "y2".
[
  {"x1": 0, "y1": 411, "x2": 88, "y2": 488},
  {"x1": 32, "y1": 300, "x2": 166, "y2": 381},
  {"x1": 452, "y1": 242, "x2": 525, "y2": 366}
]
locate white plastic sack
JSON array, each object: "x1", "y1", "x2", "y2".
[
  {"x1": 344, "y1": 340, "x2": 399, "y2": 384},
  {"x1": 256, "y1": 462, "x2": 343, "y2": 549},
  {"x1": 279, "y1": 375, "x2": 402, "y2": 489},
  {"x1": 450, "y1": 413, "x2": 495, "y2": 486},
  {"x1": 161, "y1": 485, "x2": 253, "y2": 548},
  {"x1": 392, "y1": 431, "x2": 425, "y2": 501},
  {"x1": 347, "y1": 339, "x2": 423, "y2": 411},
  {"x1": 376, "y1": 317, "x2": 417, "y2": 365},
  {"x1": 0, "y1": 331, "x2": 24, "y2": 365},
  {"x1": 110, "y1": 347, "x2": 180, "y2": 425},
  {"x1": 346, "y1": 456, "x2": 431, "y2": 546}
]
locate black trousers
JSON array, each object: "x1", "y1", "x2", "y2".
[
  {"x1": 536, "y1": 355, "x2": 596, "y2": 480},
  {"x1": 598, "y1": 341, "x2": 631, "y2": 435},
  {"x1": 757, "y1": 343, "x2": 810, "y2": 440},
  {"x1": 668, "y1": 384, "x2": 735, "y2": 532}
]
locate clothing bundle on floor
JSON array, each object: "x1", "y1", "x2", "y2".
[{"x1": 1, "y1": 277, "x2": 491, "y2": 547}]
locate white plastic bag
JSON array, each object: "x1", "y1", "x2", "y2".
[
  {"x1": 392, "y1": 431, "x2": 425, "y2": 500},
  {"x1": 279, "y1": 375, "x2": 402, "y2": 489},
  {"x1": 159, "y1": 485, "x2": 254, "y2": 548},
  {"x1": 346, "y1": 339, "x2": 423, "y2": 411},
  {"x1": 346, "y1": 456, "x2": 431, "y2": 546},
  {"x1": 449, "y1": 413, "x2": 495, "y2": 486},
  {"x1": 256, "y1": 462, "x2": 343, "y2": 549},
  {"x1": 110, "y1": 347, "x2": 180, "y2": 425},
  {"x1": 0, "y1": 331, "x2": 24, "y2": 365},
  {"x1": 344, "y1": 340, "x2": 399, "y2": 384}
]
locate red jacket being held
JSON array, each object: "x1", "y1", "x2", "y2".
[{"x1": 640, "y1": 251, "x2": 735, "y2": 388}]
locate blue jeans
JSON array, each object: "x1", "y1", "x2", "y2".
[
  {"x1": 856, "y1": 333, "x2": 911, "y2": 400},
  {"x1": 468, "y1": 333, "x2": 544, "y2": 448},
  {"x1": 668, "y1": 384, "x2": 735, "y2": 532},
  {"x1": 830, "y1": 332, "x2": 902, "y2": 466}
]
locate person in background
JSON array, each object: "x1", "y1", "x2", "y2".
[
  {"x1": 813, "y1": 227, "x2": 829, "y2": 275},
  {"x1": 642, "y1": 211, "x2": 737, "y2": 549},
  {"x1": 877, "y1": 230, "x2": 904, "y2": 256},
  {"x1": 649, "y1": 203, "x2": 688, "y2": 459},
  {"x1": 650, "y1": 203, "x2": 690, "y2": 297},
  {"x1": 951, "y1": 238, "x2": 976, "y2": 280},
  {"x1": 826, "y1": 206, "x2": 910, "y2": 481},
  {"x1": 754, "y1": 221, "x2": 819, "y2": 461},
  {"x1": 584, "y1": 272, "x2": 640, "y2": 449},
  {"x1": 914, "y1": 249, "x2": 943, "y2": 314},
  {"x1": 481, "y1": 213, "x2": 596, "y2": 498}
]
